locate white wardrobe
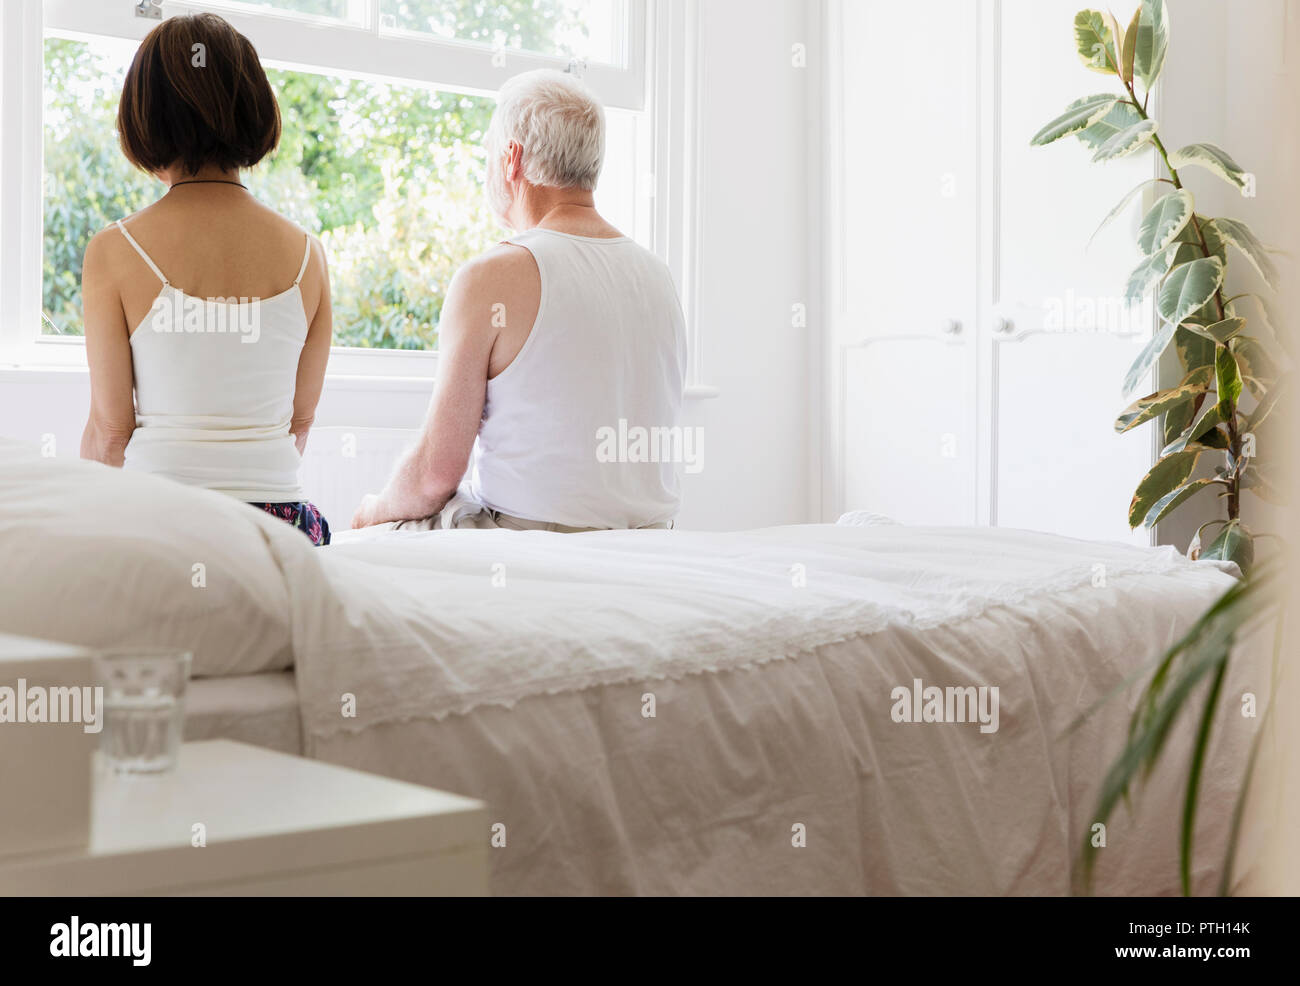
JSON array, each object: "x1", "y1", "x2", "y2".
[{"x1": 823, "y1": 0, "x2": 1159, "y2": 545}]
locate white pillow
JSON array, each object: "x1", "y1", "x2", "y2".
[{"x1": 0, "y1": 439, "x2": 307, "y2": 676}]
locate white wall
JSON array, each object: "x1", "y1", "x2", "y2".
[
  {"x1": 0, "y1": 0, "x2": 816, "y2": 531},
  {"x1": 675, "y1": 0, "x2": 813, "y2": 528}
]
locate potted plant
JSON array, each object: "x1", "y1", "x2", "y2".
[{"x1": 1031, "y1": 0, "x2": 1287, "y2": 894}]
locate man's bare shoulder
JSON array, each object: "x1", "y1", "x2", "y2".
[
  {"x1": 453, "y1": 241, "x2": 540, "y2": 294},
  {"x1": 442, "y1": 242, "x2": 541, "y2": 351},
  {"x1": 447, "y1": 242, "x2": 541, "y2": 340}
]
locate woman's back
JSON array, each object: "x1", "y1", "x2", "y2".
[
  {"x1": 114, "y1": 190, "x2": 318, "y2": 324},
  {"x1": 111, "y1": 187, "x2": 322, "y2": 501}
]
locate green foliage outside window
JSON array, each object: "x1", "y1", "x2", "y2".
[{"x1": 41, "y1": 0, "x2": 587, "y2": 349}]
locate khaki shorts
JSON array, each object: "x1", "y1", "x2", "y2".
[{"x1": 393, "y1": 491, "x2": 673, "y2": 533}]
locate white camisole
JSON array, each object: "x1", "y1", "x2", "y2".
[
  {"x1": 117, "y1": 219, "x2": 311, "y2": 502},
  {"x1": 468, "y1": 228, "x2": 688, "y2": 529}
]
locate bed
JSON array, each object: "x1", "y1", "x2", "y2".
[
  {"x1": 184, "y1": 671, "x2": 301, "y2": 755},
  {"x1": 0, "y1": 439, "x2": 1258, "y2": 895}
]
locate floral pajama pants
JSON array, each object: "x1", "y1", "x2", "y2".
[{"x1": 249, "y1": 501, "x2": 331, "y2": 546}]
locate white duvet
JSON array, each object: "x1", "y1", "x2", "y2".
[
  {"x1": 273, "y1": 522, "x2": 1252, "y2": 895},
  {"x1": 293, "y1": 524, "x2": 1230, "y2": 725}
]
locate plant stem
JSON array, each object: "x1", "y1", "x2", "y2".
[{"x1": 1122, "y1": 80, "x2": 1240, "y2": 523}]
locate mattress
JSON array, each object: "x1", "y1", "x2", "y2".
[{"x1": 183, "y1": 671, "x2": 302, "y2": 755}]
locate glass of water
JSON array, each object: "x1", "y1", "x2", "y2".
[{"x1": 94, "y1": 648, "x2": 191, "y2": 774}]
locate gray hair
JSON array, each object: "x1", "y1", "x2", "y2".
[{"x1": 485, "y1": 69, "x2": 605, "y2": 191}]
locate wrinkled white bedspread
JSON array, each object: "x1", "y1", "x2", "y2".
[
  {"x1": 290, "y1": 524, "x2": 1230, "y2": 727},
  {"x1": 271, "y1": 523, "x2": 1250, "y2": 895}
]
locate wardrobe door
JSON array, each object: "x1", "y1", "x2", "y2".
[
  {"x1": 830, "y1": 0, "x2": 979, "y2": 525},
  {"x1": 984, "y1": 0, "x2": 1157, "y2": 545}
]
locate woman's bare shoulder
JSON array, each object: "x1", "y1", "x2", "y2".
[{"x1": 84, "y1": 220, "x2": 142, "y2": 274}]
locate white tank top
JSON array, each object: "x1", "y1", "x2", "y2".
[
  {"x1": 469, "y1": 228, "x2": 687, "y2": 529},
  {"x1": 116, "y1": 219, "x2": 311, "y2": 503}
]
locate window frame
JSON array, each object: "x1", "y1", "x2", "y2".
[{"x1": 1, "y1": 0, "x2": 702, "y2": 386}]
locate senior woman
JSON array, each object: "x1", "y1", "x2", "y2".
[{"x1": 79, "y1": 12, "x2": 333, "y2": 544}]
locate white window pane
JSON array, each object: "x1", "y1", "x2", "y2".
[
  {"x1": 595, "y1": 108, "x2": 639, "y2": 242},
  {"x1": 43, "y1": 36, "x2": 155, "y2": 338},
  {"x1": 186, "y1": 0, "x2": 368, "y2": 26},
  {"x1": 379, "y1": 0, "x2": 626, "y2": 66}
]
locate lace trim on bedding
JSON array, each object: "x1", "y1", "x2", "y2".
[{"x1": 298, "y1": 551, "x2": 1233, "y2": 738}]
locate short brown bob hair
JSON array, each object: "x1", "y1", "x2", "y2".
[{"x1": 117, "y1": 13, "x2": 280, "y2": 176}]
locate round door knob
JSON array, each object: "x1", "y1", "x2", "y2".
[
  {"x1": 941, "y1": 318, "x2": 962, "y2": 336},
  {"x1": 994, "y1": 316, "x2": 1014, "y2": 334}
]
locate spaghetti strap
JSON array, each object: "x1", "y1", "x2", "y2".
[
  {"x1": 114, "y1": 220, "x2": 169, "y2": 287},
  {"x1": 292, "y1": 233, "x2": 311, "y2": 286}
]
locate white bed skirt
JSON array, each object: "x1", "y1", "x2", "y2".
[{"x1": 302, "y1": 560, "x2": 1252, "y2": 896}]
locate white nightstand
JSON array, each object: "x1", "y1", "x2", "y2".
[{"x1": 0, "y1": 739, "x2": 489, "y2": 896}]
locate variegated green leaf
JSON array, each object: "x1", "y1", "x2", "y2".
[
  {"x1": 1196, "y1": 220, "x2": 1228, "y2": 264},
  {"x1": 1092, "y1": 178, "x2": 1162, "y2": 246},
  {"x1": 1076, "y1": 101, "x2": 1143, "y2": 150},
  {"x1": 1179, "y1": 303, "x2": 1219, "y2": 327},
  {"x1": 1163, "y1": 390, "x2": 1203, "y2": 446},
  {"x1": 1246, "y1": 386, "x2": 1283, "y2": 432},
  {"x1": 1137, "y1": 190, "x2": 1194, "y2": 255},
  {"x1": 1075, "y1": 9, "x2": 1121, "y2": 73},
  {"x1": 1143, "y1": 478, "x2": 1218, "y2": 529},
  {"x1": 1242, "y1": 464, "x2": 1286, "y2": 505},
  {"x1": 1167, "y1": 143, "x2": 1249, "y2": 190},
  {"x1": 1182, "y1": 317, "x2": 1245, "y2": 344},
  {"x1": 1134, "y1": 0, "x2": 1169, "y2": 89},
  {"x1": 1176, "y1": 323, "x2": 1217, "y2": 372},
  {"x1": 1215, "y1": 344, "x2": 1243, "y2": 410},
  {"x1": 1158, "y1": 256, "x2": 1224, "y2": 327},
  {"x1": 1103, "y1": 10, "x2": 1124, "y2": 49},
  {"x1": 1229, "y1": 294, "x2": 1288, "y2": 354},
  {"x1": 1173, "y1": 218, "x2": 1227, "y2": 264},
  {"x1": 1031, "y1": 94, "x2": 1120, "y2": 146},
  {"x1": 1123, "y1": 321, "x2": 1177, "y2": 396},
  {"x1": 1129, "y1": 450, "x2": 1201, "y2": 528},
  {"x1": 1076, "y1": 103, "x2": 1138, "y2": 153},
  {"x1": 1201, "y1": 520, "x2": 1253, "y2": 571},
  {"x1": 1124, "y1": 246, "x2": 1177, "y2": 302},
  {"x1": 1210, "y1": 217, "x2": 1278, "y2": 289},
  {"x1": 1092, "y1": 119, "x2": 1159, "y2": 162},
  {"x1": 1121, "y1": 6, "x2": 1140, "y2": 83},
  {"x1": 1115, "y1": 369, "x2": 1213, "y2": 433},
  {"x1": 1187, "y1": 428, "x2": 1231, "y2": 452},
  {"x1": 1248, "y1": 293, "x2": 1281, "y2": 339},
  {"x1": 1230, "y1": 336, "x2": 1277, "y2": 397},
  {"x1": 1162, "y1": 400, "x2": 1224, "y2": 456}
]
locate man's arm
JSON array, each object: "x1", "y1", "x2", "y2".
[{"x1": 351, "y1": 255, "x2": 501, "y2": 528}]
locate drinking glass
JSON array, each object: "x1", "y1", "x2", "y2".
[{"x1": 95, "y1": 648, "x2": 191, "y2": 774}]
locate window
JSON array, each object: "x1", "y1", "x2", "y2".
[
  {"x1": 42, "y1": 35, "x2": 642, "y2": 349},
  {"x1": 378, "y1": 0, "x2": 628, "y2": 66},
  {"x1": 3, "y1": 0, "x2": 659, "y2": 371},
  {"x1": 183, "y1": 0, "x2": 627, "y2": 64}
]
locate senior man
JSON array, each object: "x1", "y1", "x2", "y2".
[{"x1": 352, "y1": 69, "x2": 686, "y2": 532}]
